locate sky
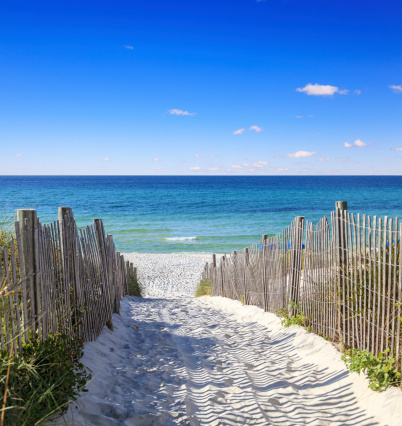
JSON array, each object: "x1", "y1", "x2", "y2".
[{"x1": 0, "y1": 0, "x2": 401, "y2": 175}]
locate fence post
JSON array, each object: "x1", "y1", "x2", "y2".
[
  {"x1": 125, "y1": 260, "x2": 130, "y2": 295},
  {"x1": 336, "y1": 201, "x2": 348, "y2": 352},
  {"x1": 262, "y1": 234, "x2": 268, "y2": 311},
  {"x1": 220, "y1": 255, "x2": 225, "y2": 297},
  {"x1": 58, "y1": 206, "x2": 81, "y2": 337},
  {"x1": 129, "y1": 263, "x2": 134, "y2": 295},
  {"x1": 233, "y1": 251, "x2": 238, "y2": 301},
  {"x1": 212, "y1": 254, "x2": 216, "y2": 296},
  {"x1": 133, "y1": 266, "x2": 138, "y2": 283},
  {"x1": 289, "y1": 216, "x2": 305, "y2": 317},
  {"x1": 58, "y1": 207, "x2": 73, "y2": 260},
  {"x1": 244, "y1": 247, "x2": 249, "y2": 305},
  {"x1": 16, "y1": 209, "x2": 39, "y2": 335},
  {"x1": 94, "y1": 219, "x2": 113, "y2": 331},
  {"x1": 336, "y1": 201, "x2": 348, "y2": 266}
]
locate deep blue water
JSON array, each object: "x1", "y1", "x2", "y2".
[{"x1": 1, "y1": 176, "x2": 402, "y2": 253}]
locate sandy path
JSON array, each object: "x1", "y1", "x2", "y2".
[{"x1": 57, "y1": 254, "x2": 402, "y2": 425}]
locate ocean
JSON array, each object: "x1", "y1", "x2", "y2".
[{"x1": 1, "y1": 176, "x2": 402, "y2": 253}]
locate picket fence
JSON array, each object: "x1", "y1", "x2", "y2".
[
  {"x1": 202, "y1": 202, "x2": 402, "y2": 368},
  {"x1": 0, "y1": 207, "x2": 137, "y2": 358}
]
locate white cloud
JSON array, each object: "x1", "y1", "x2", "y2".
[
  {"x1": 153, "y1": 158, "x2": 160, "y2": 162},
  {"x1": 354, "y1": 139, "x2": 367, "y2": 148},
  {"x1": 249, "y1": 125, "x2": 263, "y2": 132},
  {"x1": 277, "y1": 168, "x2": 288, "y2": 172},
  {"x1": 190, "y1": 166, "x2": 201, "y2": 171},
  {"x1": 286, "y1": 151, "x2": 317, "y2": 158},
  {"x1": 391, "y1": 147, "x2": 402, "y2": 152},
  {"x1": 248, "y1": 161, "x2": 268, "y2": 168},
  {"x1": 343, "y1": 138, "x2": 367, "y2": 148},
  {"x1": 233, "y1": 128, "x2": 245, "y2": 135},
  {"x1": 103, "y1": 157, "x2": 110, "y2": 161},
  {"x1": 124, "y1": 45, "x2": 134, "y2": 50},
  {"x1": 354, "y1": 89, "x2": 362, "y2": 95},
  {"x1": 317, "y1": 157, "x2": 330, "y2": 162},
  {"x1": 208, "y1": 167, "x2": 219, "y2": 171},
  {"x1": 295, "y1": 115, "x2": 303, "y2": 119},
  {"x1": 228, "y1": 161, "x2": 269, "y2": 171},
  {"x1": 15, "y1": 154, "x2": 23, "y2": 157},
  {"x1": 389, "y1": 85, "x2": 402, "y2": 93},
  {"x1": 168, "y1": 109, "x2": 196, "y2": 116},
  {"x1": 195, "y1": 153, "x2": 216, "y2": 158},
  {"x1": 308, "y1": 114, "x2": 314, "y2": 118},
  {"x1": 296, "y1": 83, "x2": 348, "y2": 96}
]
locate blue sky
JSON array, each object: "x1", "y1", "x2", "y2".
[{"x1": 0, "y1": 0, "x2": 401, "y2": 175}]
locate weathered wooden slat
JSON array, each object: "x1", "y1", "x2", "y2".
[
  {"x1": 380, "y1": 217, "x2": 388, "y2": 353},
  {"x1": 10, "y1": 239, "x2": 23, "y2": 354},
  {"x1": 14, "y1": 221, "x2": 29, "y2": 342}
]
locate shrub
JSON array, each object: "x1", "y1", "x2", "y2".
[
  {"x1": 341, "y1": 347, "x2": 401, "y2": 391},
  {"x1": 275, "y1": 302, "x2": 308, "y2": 328},
  {"x1": 128, "y1": 269, "x2": 142, "y2": 297},
  {"x1": 195, "y1": 279, "x2": 212, "y2": 297},
  {"x1": 0, "y1": 333, "x2": 91, "y2": 425}
]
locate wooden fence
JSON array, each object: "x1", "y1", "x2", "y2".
[
  {"x1": 202, "y1": 202, "x2": 402, "y2": 369},
  {"x1": 0, "y1": 207, "x2": 137, "y2": 358}
]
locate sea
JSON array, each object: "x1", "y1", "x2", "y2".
[{"x1": 1, "y1": 176, "x2": 402, "y2": 253}]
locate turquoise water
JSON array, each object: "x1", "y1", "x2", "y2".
[{"x1": 1, "y1": 176, "x2": 402, "y2": 253}]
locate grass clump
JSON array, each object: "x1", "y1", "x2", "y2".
[
  {"x1": 342, "y1": 348, "x2": 401, "y2": 391},
  {"x1": 0, "y1": 333, "x2": 91, "y2": 425},
  {"x1": 0, "y1": 229, "x2": 12, "y2": 248},
  {"x1": 195, "y1": 279, "x2": 212, "y2": 297},
  {"x1": 128, "y1": 269, "x2": 142, "y2": 297},
  {"x1": 275, "y1": 302, "x2": 307, "y2": 328}
]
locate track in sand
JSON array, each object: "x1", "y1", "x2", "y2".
[{"x1": 57, "y1": 254, "x2": 400, "y2": 425}]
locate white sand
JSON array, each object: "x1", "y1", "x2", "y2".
[
  {"x1": 54, "y1": 253, "x2": 402, "y2": 425},
  {"x1": 122, "y1": 252, "x2": 213, "y2": 298}
]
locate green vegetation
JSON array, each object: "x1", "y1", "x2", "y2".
[
  {"x1": 195, "y1": 279, "x2": 212, "y2": 297},
  {"x1": 0, "y1": 229, "x2": 12, "y2": 248},
  {"x1": 0, "y1": 333, "x2": 91, "y2": 425},
  {"x1": 0, "y1": 218, "x2": 91, "y2": 425},
  {"x1": 128, "y1": 269, "x2": 142, "y2": 297},
  {"x1": 342, "y1": 348, "x2": 401, "y2": 391},
  {"x1": 275, "y1": 302, "x2": 308, "y2": 328}
]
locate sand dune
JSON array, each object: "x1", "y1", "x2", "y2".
[{"x1": 54, "y1": 253, "x2": 402, "y2": 425}]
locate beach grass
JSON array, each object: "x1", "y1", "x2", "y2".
[
  {"x1": 0, "y1": 332, "x2": 91, "y2": 425},
  {"x1": 195, "y1": 279, "x2": 212, "y2": 297},
  {"x1": 128, "y1": 269, "x2": 143, "y2": 297},
  {"x1": 0, "y1": 219, "x2": 91, "y2": 425}
]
